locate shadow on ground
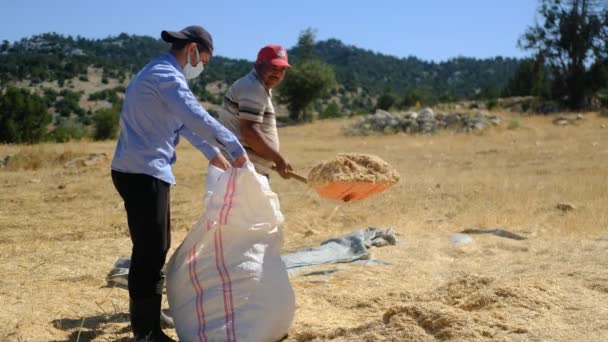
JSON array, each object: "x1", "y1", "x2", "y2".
[{"x1": 51, "y1": 312, "x2": 130, "y2": 341}]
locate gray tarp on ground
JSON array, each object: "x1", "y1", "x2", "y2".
[
  {"x1": 107, "y1": 227, "x2": 397, "y2": 287},
  {"x1": 281, "y1": 227, "x2": 396, "y2": 273}
]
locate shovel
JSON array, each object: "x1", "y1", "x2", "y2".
[{"x1": 275, "y1": 168, "x2": 394, "y2": 202}]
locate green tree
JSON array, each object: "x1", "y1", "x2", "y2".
[
  {"x1": 519, "y1": 0, "x2": 608, "y2": 109},
  {"x1": 294, "y1": 28, "x2": 317, "y2": 61},
  {"x1": 0, "y1": 87, "x2": 51, "y2": 143},
  {"x1": 278, "y1": 60, "x2": 336, "y2": 121},
  {"x1": 503, "y1": 57, "x2": 551, "y2": 98},
  {"x1": 278, "y1": 29, "x2": 336, "y2": 121},
  {"x1": 589, "y1": 58, "x2": 608, "y2": 100}
]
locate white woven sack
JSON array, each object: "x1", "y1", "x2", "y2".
[{"x1": 166, "y1": 163, "x2": 294, "y2": 342}]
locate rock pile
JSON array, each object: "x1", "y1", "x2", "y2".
[{"x1": 345, "y1": 108, "x2": 502, "y2": 135}]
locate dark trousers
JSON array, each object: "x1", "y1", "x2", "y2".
[{"x1": 111, "y1": 170, "x2": 171, "y2": 300}]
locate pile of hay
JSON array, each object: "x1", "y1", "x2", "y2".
[{"x1": 308, "y1": 153, "x2": 400, "y2": 186}]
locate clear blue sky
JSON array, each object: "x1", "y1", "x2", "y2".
[{"x1": 0, "y1": 0, "x2": 539, "y2": 62}]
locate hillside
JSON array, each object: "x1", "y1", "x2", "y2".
[
  {"x1": 0, "y1": 33, "x2": 252, "y2": 99},
  {"x1": 299, "y1": 39, "x2": 520, "y2": 98},
  {"x1": 1, "y1": 33, "x2": 520, "y2": 104}
]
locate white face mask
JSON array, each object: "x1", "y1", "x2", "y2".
[{"x1": 184, "y1": 48, "x2": 204, "y2": 79}]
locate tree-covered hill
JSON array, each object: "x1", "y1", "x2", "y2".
[
  {"x1": 0, "y1": 33, "x2": 252, "y2": 88},
  {"x1": 0, "y1": 32, "x2": 532, "y2": 144},
  {"x1": 297, "y1": 38, "x2": 520, "y2": 99},
  {"x1": 1, "y1": 32, "x2": 520, "y2": 101}
]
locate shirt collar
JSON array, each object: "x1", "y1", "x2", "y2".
[{"x1": 165, "y1": 53, "x2": 185, "y2": 77}]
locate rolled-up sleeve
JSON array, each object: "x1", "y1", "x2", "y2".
[{"x1": 157, "y1": 75, "x2": 246, "y2": 158}]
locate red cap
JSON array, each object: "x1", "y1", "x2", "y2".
[{"x1": 256, "y1": 44, "x2": 291, "y2": 68}]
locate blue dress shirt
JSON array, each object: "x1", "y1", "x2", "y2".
[{"x1": 111, "y1": 53, "x2": 245, "y2": 184}]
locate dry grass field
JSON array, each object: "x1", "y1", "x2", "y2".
[{"x1": 1, "y1": 111, "x2": 607, "y2": 341}]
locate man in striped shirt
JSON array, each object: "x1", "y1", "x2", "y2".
[{"x1": 218, "y1": 44, "x2": 293, "y2": 178}]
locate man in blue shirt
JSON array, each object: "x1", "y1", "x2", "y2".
[{"x1": 111, "y1": 25, "x2": 248, "y2": 341}]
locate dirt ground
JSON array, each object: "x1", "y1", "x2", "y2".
[{"x1": 1, "y1": 111, "x2": 607, "y2": 341}]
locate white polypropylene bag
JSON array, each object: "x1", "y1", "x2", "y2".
[{"x1": 166, "y1": 163, "x2": 295, "y2": 342}]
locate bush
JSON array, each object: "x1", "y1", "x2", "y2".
[
  {"x1": 320, "y1": 101, "x2": 340, "y2": 119},
  {"x1": 521, "y1": 99, "x2": 532, "y2": 112},
  {"x1": 486, "y1": 99, "x2": 498, "y2": 110},
  {"x1": 376, "y1": 93, "x2": 397, "y2": 111},
  {"x1": 92, "y1": 107, "x2": 120, "y2": 140},
  {"x1": 46, "y1": 121, "x2": 88, "y2": 142},
  {"x1": 352, "y1": 108, "x2": 369, "y2": 116},
  {"x1": 400, "y1": 87, "x2": 437, "y2": 109},
  {"x1": 519, "y1": 98, "x2": 561, "y2": 114},
  {"x1": 88, "y1": 88, "x2": 120, "y2": 104}
]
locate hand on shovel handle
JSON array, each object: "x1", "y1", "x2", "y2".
[{"x1": 273, "y1": 157, "x2": 292, "y2": 179}]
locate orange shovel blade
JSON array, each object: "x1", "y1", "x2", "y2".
[{"x1": 313, "y1": 181, "x2": 394, "y2": 201}]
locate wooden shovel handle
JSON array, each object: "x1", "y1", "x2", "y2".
[
  {"x1": 286, "y1": 170, "x2": 308, "y2": 184},
  {"x1": 271, "y1": 166, "x2": 308, "y2": 184}
]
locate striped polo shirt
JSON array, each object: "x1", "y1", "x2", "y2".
[{"x1": 218, "y1": 70, "x2": 279, "y2": 156}]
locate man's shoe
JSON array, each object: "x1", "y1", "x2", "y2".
[
  {"x1": 134, "y1": 331, "x2": 176, "y2": 342},
  {"x1": 130, "y1": 296, "x2": 176, "y2": 341}
]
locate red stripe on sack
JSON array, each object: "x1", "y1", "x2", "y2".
[
  {"x1": 213, "y1": 169, "x2": 237, "y2": 341},
  {"x1": 214, "y1": 230, "x2": 231, "y2": 342},
  {"x1": 218, "y1": 168, "x2": 235, "y2": 228},
  {"x1": 186, "y1": 246, "x2": 202, "y2": 336},
  {"x1": 218, "y1": 168, "x2": 238, "y2": 340},
  {"x1": 221, "y1": 168, "x2": 236, "y2": 224},
  {"x1": 187, "y1": 244, "x2": 208, "y2": 342},
  {"x1": 192, "y1": 246, "x2": 209, "y2": 342}
]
